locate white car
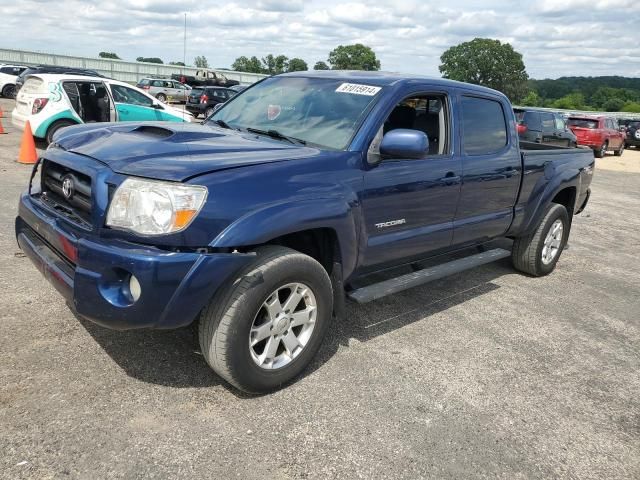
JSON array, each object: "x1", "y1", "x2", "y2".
[
  {"x1": 0, "y1": 64, "x2": 28, "y2": 98},
  {"x1": 12, "y1": 74, "x2": 193, "y2": 143}
]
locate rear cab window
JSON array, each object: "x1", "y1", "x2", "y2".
[{"x1": 461, "y1": 96, "x2": 508, "y2": 155}]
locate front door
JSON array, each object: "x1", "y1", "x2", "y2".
[
  {"x1": 360, "y1": 92, "x2": 462, "y2": 268},
  {"x1": 453, "y1": 94, "x2": 521, "y2": 245},
  {"x1": 109, "y1": 84, "x2": 165, "y2": 122}
]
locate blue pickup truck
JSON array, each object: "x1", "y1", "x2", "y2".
[{"x1": 15, "y1": 71, "x2": 594, "y2": 393}]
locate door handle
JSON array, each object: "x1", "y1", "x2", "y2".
[{"x1": 442, "y1": 172, "x2": 460, "y2": 185}]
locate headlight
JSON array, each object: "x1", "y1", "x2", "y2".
[{"x1": 106, "y1": 178, "x2": 207, "y2": 235}]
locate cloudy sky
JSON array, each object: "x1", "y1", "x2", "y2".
[{"x1": 2, "y1": 0, "x2": 639, "y2": 79}]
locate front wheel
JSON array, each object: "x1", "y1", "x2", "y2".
[
  {"x1": 199, "y1": 246, "x2": 333, "y2": 393},
  {"x1": 512, "y1": 203, "x2": 570, "y2": 277}
]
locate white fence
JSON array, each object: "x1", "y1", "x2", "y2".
[{"x1": 0, "y1": 48, "x2": 267, "y2": 85}]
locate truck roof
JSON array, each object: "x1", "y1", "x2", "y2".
[{"x1": 278, "y1": 70, "x2": 507, "y2": 97}]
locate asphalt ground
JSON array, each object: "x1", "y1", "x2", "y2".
[{"x1": 0, "y1": 97, "x2": 639, "y2": 479}]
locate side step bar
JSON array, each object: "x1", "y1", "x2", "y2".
[{"x1": 347, "y1": 248, "x2": 510, "y2": 304}]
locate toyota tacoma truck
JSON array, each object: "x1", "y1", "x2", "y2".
[{"x1": 15, "y1": 71, "x2": 594, "y2": 393}]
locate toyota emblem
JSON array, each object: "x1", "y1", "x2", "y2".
[{"x1": 61, "y1": 175, "x2": 75, "y2": 200}]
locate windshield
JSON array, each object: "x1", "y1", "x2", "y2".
[
  {"x1": 208, "y1": 76, "x2": 382, "y2": 150},
  {"x1": 567, "y1": 118, "x2": 599, "y2": 129}
]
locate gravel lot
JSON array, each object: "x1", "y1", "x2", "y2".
[{"x1": 1, "y1": 97, "x2": 639, "y2": 479}]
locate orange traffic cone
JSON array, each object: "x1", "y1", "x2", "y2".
[{"x1": 17, "y1": 121, "x2": 38, "y2": 164}]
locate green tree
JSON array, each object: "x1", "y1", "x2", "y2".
[
  {"x1": 521, "y1": 90, "x2": 542, "y2": 107},
  {"x1": 99, "y1": 52, "x2": 120, "y2": 59},
  {"x1": 136, "y1": 57, "x2": 163, "y2": 64},
  {"x1": 169, "y1": 61, "x2": 186, "y2": 66},
  {"x1": 287, "y1": 58, "x2": 308, "y2": 72},
  {"x1": 327, "y1": 44, "x2": 380, "y2": 71},
  {"x1": 439, "y1": 38, "x2": 528, "y2": 102},
  {"x1": 194, "y1": 56, "x2": 209, "y2": 68},
  {"x1": 622, "y1": 102, "x2": 640, "y2": 113},
  {"x1": 602, "y1": 98, "x2": 625, "y2": 112},
  {"x1": 262, "y1": 54, "x2": 289, "y2": 74},
  {"x1": 551, "y1": 93, "x2": 586, "y2": 110},
  {"x1": 231, "y1": 56, "x2": 264, "y2": 73},
  {"x1": 313, "y1": 61, "x2": 330, "y2": 70}
]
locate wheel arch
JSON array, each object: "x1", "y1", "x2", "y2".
[{"x1": 209, "y1": 198, "x2": 358, "y2": 280}]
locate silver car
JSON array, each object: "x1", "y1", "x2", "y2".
[{"x1": 136, "y1": 78, "x2": 191, "y2": 103}]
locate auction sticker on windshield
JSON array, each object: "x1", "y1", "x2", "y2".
[{"x1": 335, "y1": 83, "x2": 381, "y2": 96}]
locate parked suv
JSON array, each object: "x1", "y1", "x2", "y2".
[
  {"x1": 618, "y1": 118, "x2": 640, "y2": 149},
  {"x1": 16, "y1": 65, "x2": 105, "y2": 93},
  {"x1": 136, "y1": 78, "x2": 191, "y2": 103},
  {"x1": 185, "y1": 86, "x2": 235, "y2": 118},
  {"x1": 514, "y1": 108, "x2": 577, "y2": 147},
  {"x1": 567, "y1": 115, "x2": 625, "y2": 157},
  {"x1": 0, "y1": 64, "x2": 28, "y2": 98}
]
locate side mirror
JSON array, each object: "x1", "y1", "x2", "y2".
[{"x1": 379, "y1": 129, "x2": 429, "y2": 159}]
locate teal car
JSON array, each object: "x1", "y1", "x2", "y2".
[{"x1": 12, "y1": 74, "x2": 193, "y2": 143}]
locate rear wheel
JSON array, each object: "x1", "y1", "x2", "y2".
[
  {"x1": 512, "y1": 203, "x2": 570, "y2": 277},
  {"x1": 1, "y1": 84, "x2": 16, "y2": 99},
  {"x1": 594, "y1": 141, "x2": 607, "y2": 158},
  {"x1": 614, "y1": 143, "x2": 624, "y2": 156},
  {"x1": 204, "y1": 107, "x2": 215, "y2": 118},
  {"x1": 198, "y1": 246, "x2": 333, "y2": 393},
  {"x1": 156, "y1": 93, "x2": 167, "y2": 103},
  {"x1": 46, "y1": 119, "x2": 77, "y2": 145}
]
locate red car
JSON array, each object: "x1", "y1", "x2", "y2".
[{"x1": 567, "y1": 115, "x2": 625, "y2": 158}]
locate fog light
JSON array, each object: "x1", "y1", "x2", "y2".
[{"x1": 129, "y1": 274, "x2": 142, "y2": 302}]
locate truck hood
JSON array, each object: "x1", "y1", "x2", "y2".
[{"x1": 51, "y1": 122, "x2": 318, "y2": 181}]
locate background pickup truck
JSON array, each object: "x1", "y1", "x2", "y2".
[
  {"x1": 172, "y1": 69, "x2": 240, "y2": 88},
  {"x1": 15, "y1": 71, "x2": 594, "y2": 393}
]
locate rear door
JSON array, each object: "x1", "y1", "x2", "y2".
[{"x1": 453, "y1": 94, "x2": 521, "y2": 245}]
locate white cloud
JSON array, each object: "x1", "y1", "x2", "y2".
[{"x1": 0, "y1": 0, "x2": 638, "y2": 78}]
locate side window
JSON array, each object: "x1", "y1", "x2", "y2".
[
  {"x1": 151, "y1": 80, "x2": 163, "y2": 87},
  {"x1": 461, "y1": 96, "x2": 508, "y2": 155},
  {"x1": 554, "y1": 115, "x2": 566, "y2": 130},
  {"x1": 111, "y1": 85, "x2": 153, "y2": 107},
  {"x1": 368, "y1": 93, "x2": 449, "y2": 159},
  {"x1": 541, "y1": 113, "x2": 555, "y2": 132}
]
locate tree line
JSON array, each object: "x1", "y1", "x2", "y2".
[
  {"x1": 231, "y1": 44, "x2": 381, "y2": 74},
  {"x1": 100, "y1": 41, "x2": 639, "y2": 113}
]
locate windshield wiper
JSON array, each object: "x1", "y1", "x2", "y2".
[
  {"x1": 245, "y1": 127, "x2": 306, "y2": 145},
  {"x1": 212, "y1": 119, "x2": 232, "y2": 130}
]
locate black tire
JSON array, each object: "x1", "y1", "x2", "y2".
[
  {"x1": 594, "y1": 141, "x2": 607, "y2": 158},
  {"x1": 614, "y1": 143, "x2": 624, "y2": 156},
  {"x1": 2, "y1": 84, "x2": 16, "y2": 99},
  {"x1": 46, "y1": 120, "x2": 77, "y2": 145},
  {"x1": 204, "y1": 107, "x2": 215, "y2": 118},
  {"x1": 512, "y1": 203, "x2": 570, "y2": 277},
  {"x1": 199, "y1": 246, "x2": 333, "y2": 393},
  {"x1": 156, "y1": 93, "x2": 167, "y2": 102}
]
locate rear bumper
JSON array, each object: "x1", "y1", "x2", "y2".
[
  {"x1": 185, "y1": 104, "x2": 206, "y2": 115},
  {"x1": 16, "y1": 192, "x2": 254, "y2": 330}
]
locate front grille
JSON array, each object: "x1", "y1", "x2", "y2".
[{"x1": 40, "y1": 160, "x2": 92, "y2": 228}]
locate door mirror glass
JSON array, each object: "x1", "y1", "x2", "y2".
[{"x1": 379, "y1": 129, "x2": 429, "y2": 160}]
